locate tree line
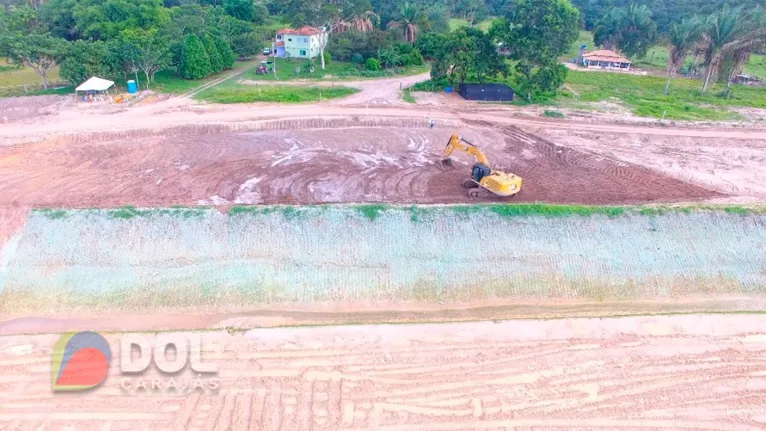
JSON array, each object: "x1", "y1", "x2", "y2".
[
  {"x1": 0, "y1": 0, "x2": 273, "y2": 89},
  {"x1": 590, "y1": 3, "x2": 765, "y2": 94}
]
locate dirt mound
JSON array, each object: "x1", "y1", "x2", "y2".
[
  {"x1": 0, "y1": 125, "x2": 718, "y2": 208},
  {"x1": 0, "y1": 95, "x2": 68, "y2": 124}
]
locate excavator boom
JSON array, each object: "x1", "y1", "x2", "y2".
[{"x1": 441, "y1": 134, "x2": 491, "y2": 167}]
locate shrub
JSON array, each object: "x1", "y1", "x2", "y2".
[
  {"x1": 215, "y1": 37, "x2": 235, "y2": 69},
  {"x1": 351, "y1": 53, "x2": 364, "y2": 64},
  {"x1": 203, "y1": 35, "x2": 224, "y2": 74},
  {"x1": 544, "y1": 110, "x2": 565, "y2": 118},
  {"x1": 181, "y1": 34, "x2": 212, "y2": 80},
  {"x1": 323, "y1": 51, "x2": 332, "y2": 66},
  {"x1": 365, "y1": 57, "x2": 381, "y2": 71},
  {"x1": 408, "y1": 50, "x2": 425, "y2": 66}
]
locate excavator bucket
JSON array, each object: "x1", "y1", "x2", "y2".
[{"x1": 440, "y1": 158, "x2": 455, "y2": 170}]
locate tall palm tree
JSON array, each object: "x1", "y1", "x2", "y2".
[
  {"x1": 664, "y1": 17, "x2": 703, "y2": 94},
  {"x1": 387, "y1": 3, "x2": 425, "y2": 44},
  {"x1": 700, "y1": 5, "x2": 743, "y2": 93},
  {"x1": 332, "y1": 11, "x2": 379, "y2": 33},
  {"x1": 593, "y1": 7, "x2": 625, "y2": 51},
  {"x1": 723, "y1": 7, "x2": 766, "y2": 95}
]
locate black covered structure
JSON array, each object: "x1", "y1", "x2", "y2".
[{"x1": 458, "y1": 83, "x2": 514, "y2": 102}]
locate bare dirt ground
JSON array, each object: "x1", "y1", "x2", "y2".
[
  {"x1": 0, "y1": 94, "x2": 70, "y2": 124},
  {"x1": 2, "y1": 314, "x2": 766, "y2": 430},
  {"x1": 531, "y1": 128, "x2": 766, "y2": 200},
  {"x1": 0, "y1": 124, "x2": 717, "y2": 209}
]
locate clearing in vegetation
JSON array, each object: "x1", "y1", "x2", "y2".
[{"x1": 242, "y1": 58, "x2": 428, "y2": 81}]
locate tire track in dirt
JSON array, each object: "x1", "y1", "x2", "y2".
[
  {"x1": 0, "y1": 125, "x2": 720, "y2": 209},
  {"x1": 2, "y1": 316, "x2": 766, "y2": 430}
]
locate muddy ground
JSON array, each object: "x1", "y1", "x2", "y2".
[
  {"x1": 2, "y1": 314, "x2": 766, "y2": 430},
  {"x1": 0, "y1": 125, "x2": 717, "y2": 209}
]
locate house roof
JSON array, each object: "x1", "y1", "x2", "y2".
[
  {"x1": 583, "y1": 50, "x2": 632, "y2": 64},
  {"x1": 277, "y1": 26, "x2": 321, "y2": 36}
]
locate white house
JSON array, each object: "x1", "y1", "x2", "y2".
[{"x1": 274, "y1": 26, "x2": 324, "y2": 59}]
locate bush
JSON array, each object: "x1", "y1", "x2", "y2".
[
  {"x1": 323, "y1": 51, "x2": 332, "y2": 66},
  {"x1": 365, "y1": 58, "x2": 381, "y2": 71},
  {"x1": 544, "y1": 110, "x2": 565, "y2": 118},
  {"x1": 181, "y1": 34, "x2": 212, "y2": 80},
  {"x1": 215, "y1": 37, "x2": 235, "y2": 69},
  {"x1": 351, "y1": 53, "x2": 364, "y2": 64},
  {"x1": 203, "y1": 35, "x2": 224, "y2": 74},
  {"x1": 408, "y1": 50, "x2": 425, "y2": 66}
]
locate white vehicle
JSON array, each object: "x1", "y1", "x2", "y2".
[{"x1": 263, "y1": 47, "x2": 271, "y2": 55}]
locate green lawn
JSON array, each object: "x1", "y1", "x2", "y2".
[
  {"x1": 151, "y1": 60, "x2": 255, "y2": 94},
  {"x1": 402, "y1": 87, "x2": 416, "y2": 103},
  {"x1": 562, "y1": 30, "x2": 596, "y2": 60},
  {"x1": 561, "y1": 70, "x2": 766, "y2": 120},
  {"x1": 242, "y1": 57, "x2": 427, "y2": 81},
  {"x1": 744, "y1": 54, "x2": 766, "y2": 78},
  {"x1": 448, "y1": 17, "x2": 495, "y2": 32},
  {"x1": 194, "y1": 81, "x2": 358, "y2": 103},
  {"x1": 0, "y1": 59, "x2": 63, "y2": 95}
]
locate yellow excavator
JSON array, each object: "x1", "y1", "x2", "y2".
[{"x1": 440, "y1": 133, "x2": 523, "y2": 199}]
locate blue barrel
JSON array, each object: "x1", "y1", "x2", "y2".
[
  {"x1": 127, "y1": 80, "x2": 138, "y2": 94},
  {"x1": 445, "y1": 86, "x2": 453, "y2": 93}
]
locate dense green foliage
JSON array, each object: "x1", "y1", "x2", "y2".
[{"x1": 181, "y1": 34, "x2": 211, "y2": 79}]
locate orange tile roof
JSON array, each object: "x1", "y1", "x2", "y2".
[
  {"x1": 583, "y1": 49, "x2": 632, "y2": 64},
  {"x1": 276, "y1": 26, "x2": 321, "y2": 36}
]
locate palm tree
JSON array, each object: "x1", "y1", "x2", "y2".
[
  {"x1": 332, "y1": 11, "x2": 379, "y2": 33},
  {"x1": 387, "y1": 3, "x2": 425, "y2": 44},
  {"x1": 722, "y1": 7, "x2": 766, "y2": 96},
  {"x1": 593, "y1": 7, "x2": 626, "y2": 51},
  {"x1": 700, "y1": 5, "x2": 743, "y2": 93},
  {"x1": 664, "y1": 17, "x2": 703, "y2": 94}
]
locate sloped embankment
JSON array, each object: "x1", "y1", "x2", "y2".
[{"x1": 1, "y1": 205, "x2": 764, "y2": 319}]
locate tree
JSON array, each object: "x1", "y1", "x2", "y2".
[
  {"x1": 619, "y1": 4, "x2": 657, "y2": 58},
  {"x1": 0, "y1": 33, "x2": 69, "y2": 89},
  {"x1": 387, "y1": 2, "x2": 426, "y2": 44},
  {"x1": 119, "y1": 28, "x2": 172, "y2": 89},
  {"x1": 700, "y1": 5, "x2": 744, "y2": 92},
  {"x1": 215, "y1": 36, "x2": 235, "y2": 69},
  {"x1": 39, "y1": 0, "x2": 80, "y2": 40},
  {"x1": 223, "y1": 0, "x2": 255, "y2": 22},
  {"x1": 664, "y1": 17, "x2": 702, "y2": 94},
  {"x1": 60, "y1": 40, "x2": 115, "y2": 85},
  {"x1": 203, "y1": 34, "x2": 223, "y2": 73},
  {"x1": 181, "y1": 33, "x2": 211, "y2": 79},
  {"x1": 593, "y1": 4, "x2": 657, "y2": 58},
  {"x1": 71, "y1": 0, "x2": 171, "y2": 40},
  {"x1": 593, "y1": 7, "x2": 625, "y2": 51},
  {"x1": 491, "y1": 0, "x2": 579, "y2": 97}
]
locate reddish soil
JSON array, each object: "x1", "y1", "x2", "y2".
[
  {"x1": 0, "y1": 125, "x2": 717, "y2": 209},
  {"x1": 2, "y1": 315, "x2": 766, "y2": 430}
]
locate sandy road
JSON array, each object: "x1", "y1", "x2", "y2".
[
  {"x1": 4, "y1": 94, "x2": 766, "y2": 146},
  {"x1": 1, "y1": 314, "x2": 766, "y2": 430}
]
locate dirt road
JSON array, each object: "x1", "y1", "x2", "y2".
[
  {"x1": 239, "y1": 72, "x2": 431, "y2": 106},
  {"x1": 1, "y1": 314, "x2": 765, "y2": 430}
]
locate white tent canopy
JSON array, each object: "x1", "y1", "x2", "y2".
[{"x1": 75, "y1": 76, "x2": 114, "y2": 92}]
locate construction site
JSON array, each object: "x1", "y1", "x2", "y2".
[{"x1": 1, "y1": 79, "x2": 766, "y2": 430}]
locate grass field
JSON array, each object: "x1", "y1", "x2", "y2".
[
  {"x1": 562, "y1": 30, "x2": 596, "y2": 60},
  {"x1": 561, "y1": 70, "x2": 766, "y2": 120},
  {"x1": 194, "y1": 82, "x2": 357, "y2": 103},
  {"x1": 243, "y1": 57, "x2": 427, "y2": 81},
  {"x1": 402, "y1": 87, "x2": 416, "y2": 103}
]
